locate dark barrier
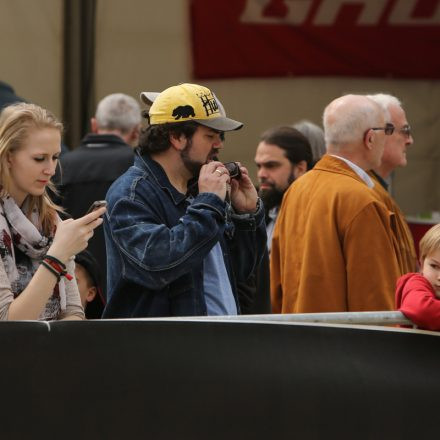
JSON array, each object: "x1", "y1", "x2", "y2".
[{"x1": 0, "y1": 320, "x2": 439, "y2": 439}]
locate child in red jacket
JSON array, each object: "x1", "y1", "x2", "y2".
[{"x1": 396, "y1": 223, "x2": 440, "y2": 331}]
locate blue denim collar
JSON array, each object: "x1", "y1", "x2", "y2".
[{"x1": 134, "y1": 150, "x2": 187, "y2": 206}]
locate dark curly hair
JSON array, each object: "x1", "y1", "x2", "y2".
[{"x1": 139, "y1": 121, "x2": 200, "y2": 155}]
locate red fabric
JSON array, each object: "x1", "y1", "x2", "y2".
[
  {"x1": 407, "y1": 221, "x2": 435, "y2": 260},
  {"x1": 396, "y1": 273, "x2": 440, "y2": 331},
  {"x1": 191, "y1": 0, "x2": 440, "y2": 79}
]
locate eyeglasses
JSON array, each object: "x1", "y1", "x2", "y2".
[
  {"x1": 370, "y1": 123, "x2": 395, "y2": 135},
  {"x1": 398, "y1": 125, "x2": 412, "y2": 138}
]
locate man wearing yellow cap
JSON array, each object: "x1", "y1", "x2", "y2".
[{"x1": 102, "y1": 83, "x2": 266, "y2": 318}]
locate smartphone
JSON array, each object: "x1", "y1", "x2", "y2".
[{"x1": 86, "y1": 200, "x2": 107, "y2": 215}]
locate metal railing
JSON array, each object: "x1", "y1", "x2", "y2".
[{"x1": 140, "y1": 311, "x2": 413, "y2": 326}]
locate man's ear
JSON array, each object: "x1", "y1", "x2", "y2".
[
  {"x1": 90, "y1": 117, "x2": 99, "y2": 134},
  {"x1": 127, "y1": 126, "x2": 140, "y2": 147},
  {"x1": 169, "y1": 133, "x2": 187, "y2": 151},
  {"x1": 293, "y1": 160, "x2": 308, "y2": 178},
  {"x1": 364, "y1": 128, "x2": 374, "y2": 150},
  {"x1": 86, "y1": 286, "x2": 97, "y2": 304}
]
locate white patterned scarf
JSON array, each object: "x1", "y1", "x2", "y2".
[{"x1": 0, "y1": 195, "x2": 66, "y2": 320}]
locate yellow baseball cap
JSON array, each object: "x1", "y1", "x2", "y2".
[{"x1": 140, "y1": 83, "x2": 243, "y2": 131}]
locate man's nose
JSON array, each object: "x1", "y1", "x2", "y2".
[
  {"x1": 257, "y1": 167, "x2": 268, "y2": 180},
  {"x1": 213, "y1": 133, "x2": 224, "y2": 147}
]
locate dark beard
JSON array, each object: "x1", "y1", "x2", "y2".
[
  {"x1": 259, "y1": 187, "x2": 285, "y2": 212},
  {"x1": 180, "y1": 139, "x2": 203, "y2": 177},
  {"x1": 259, "y1": 172, "x2": 296, "y2": 212},
  {"x1": 180, "y1": 140, "x2": 219, "y2": 178}
]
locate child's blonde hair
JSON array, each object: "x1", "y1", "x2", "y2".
[{"x1": 419, "y1": 223, "x2": 440, "y2": 262}]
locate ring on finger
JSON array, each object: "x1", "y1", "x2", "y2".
[{"x1": 215, "y1": 169, "x2": 223, "y2": 175}]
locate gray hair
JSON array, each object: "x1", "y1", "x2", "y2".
[
  {"x1": 366, "y1": 93, "x2": 402, "y2": 114},
  {"x1": 323, "y1": 95, "x2": 385, "y2": 149},
  {"x1": 95, "y1": 93, "x2": 141, "y2": 134},
  {"x1": 293, "y1": 120, "x2": 326, "y2": 162}
]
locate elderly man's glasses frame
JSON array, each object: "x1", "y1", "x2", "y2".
[
  {"x1": 370, "y1": 123, "x2": 412, "y2": 137},
  {"x1": 370, "y1": 123, "x2": 395, "y2": 135}
]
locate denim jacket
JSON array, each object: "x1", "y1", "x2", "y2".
[{"x1": 102, "y1": 151, "x2": 266, "y2": 318}]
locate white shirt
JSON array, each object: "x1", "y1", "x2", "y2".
[
  {"x1": 330, "y1": 155, "x2": 374, "y2": 188},
  {"x1": 266, "y1": 206, "x2": 279, "y2": 253}
]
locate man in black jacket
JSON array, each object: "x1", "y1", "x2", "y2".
[
  {"x1": 59, "y1": 93, "x2": 141, "y2": 301},
  {"x1": 0, "y1": 81, "x2": 25, "y2": 110}
]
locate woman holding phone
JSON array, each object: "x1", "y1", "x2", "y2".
[{"x1": 0, "y1": 103, "x2": 106, "y2": 320}]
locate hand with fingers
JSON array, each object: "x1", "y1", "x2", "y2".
[
  {"x1": 229, "y1": 164, "x2": 258, "y2": 213},
  {"x1": 47, "y1": 207, "x2": 107, "y2": 264},
  {"x1": 198, "y1": 161, "x2": 231, "y2": 201}
]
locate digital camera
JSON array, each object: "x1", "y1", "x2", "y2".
[{"x1": 223, "y1": 162, "x2": 241, "y2": 179}]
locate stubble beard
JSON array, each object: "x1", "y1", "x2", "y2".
[
  {"x1": 180, "y1": 139, "x2": 202, "y2": 177},
  {"x1": 180, "y1": 139, "x2": 219, "y2": 178}
]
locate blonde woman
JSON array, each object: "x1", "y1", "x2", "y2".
[{"x1": 0, "y1": 103, "x2": 105, "y2": 320}]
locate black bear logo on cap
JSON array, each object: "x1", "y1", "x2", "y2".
[{"x1": 172, "y1": 105, "x2": 195, "y2": 120}]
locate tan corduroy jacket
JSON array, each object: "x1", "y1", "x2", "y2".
[
  {"x1": 369, "y1": 171, "x2": 417, "y2": 275},
  {"x1": 271, "y1": 155, "x2": 400, "y2": 314}
]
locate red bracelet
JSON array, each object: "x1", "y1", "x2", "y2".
[
  {"x1": 41, "y1": 260, "x2": 61, "y2": 281},
  {"x1": 42, "y1": 256, "x2": 73, "y2": 281}
]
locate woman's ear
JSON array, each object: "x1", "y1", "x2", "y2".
[{"x1": 5, "y1": 151, "x2": 13, "y2": 168}]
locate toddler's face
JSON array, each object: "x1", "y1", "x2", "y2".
[{"x1": 421, "y1": 249, "x2": 440, "y2": 299}]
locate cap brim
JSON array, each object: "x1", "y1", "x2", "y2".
[
  {"x1": 195, "y1": 117, "x2": 243, "y2": 132},
  {"x1": 140, "y1": 91, "x2": 160, "y2": 106},
  {"x1": 142, "y1": 90, "x2": 242, "y2": 130}
]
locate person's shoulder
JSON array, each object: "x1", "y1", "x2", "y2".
[
  {"x1": 60, "y1": 145, "x2": 90, "y2": 163},
  {"x1": 106, "y1": 163, "x2": 152, "y2": 200},
  {"x1": 111, "y1": 145, "x2": 135, "y2": 161},
  {"x1": 400, "y1": 272, "x2": 431, "y2": 288},
  {"x1": 397, "y1": 272, "x2": 421, "y2": 284},
  {"x1": 396, "y1": 273, "x2": 434, "y2": 301}
]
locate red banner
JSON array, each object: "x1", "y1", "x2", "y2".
[{"x1": 190, "y1": 0, "x2": 440, "y2": 79}]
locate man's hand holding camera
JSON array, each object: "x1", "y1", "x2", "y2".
[
  {"x1": 199, "y1": 161, "x2": 230, "y2": 201},
  {"x1": 199, "y1": 161, "x2": 258, "y2": 213},
  {"x1": 228, "y1": 163, "x2": 258, "y2": 214}
]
